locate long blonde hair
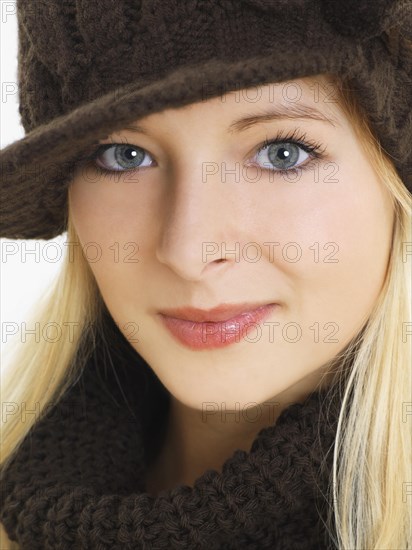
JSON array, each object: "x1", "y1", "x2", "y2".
[{"x1": 1, "y1": 74, "x2": 411, "y2": 549}]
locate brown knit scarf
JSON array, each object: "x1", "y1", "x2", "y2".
[{"x1": 0, "y1": 339, "x2": 342, "y2": 549}]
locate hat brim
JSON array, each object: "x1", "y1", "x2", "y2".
[{"x1": 1, "y1": 45, "x2": 357, "y2": 240}]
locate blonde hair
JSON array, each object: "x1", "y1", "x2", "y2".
[
  {"x1": 320, "y1": 74, "x2": 412, "y2": 549},
  {"x1": 1, "y1": 74, "x2": 411, "y2": 549}
]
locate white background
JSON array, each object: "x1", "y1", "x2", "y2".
[{"x1": 1, "y1": 2, "x2": 67, "y2": 362}]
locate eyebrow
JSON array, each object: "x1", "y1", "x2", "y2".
[
  {"x1": 123, "y1": 103, "x2": 339, "y2": 135},
  {"x1": 227, "y1": 104, "x2": 339, "y2": 133}
]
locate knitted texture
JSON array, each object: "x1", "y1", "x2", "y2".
[
  {"x1": 0, "y1": 349, "x2": 342, "y2": 549},
  {"x1": 0, "y1": 0, "x2": 411, "y2": 239}
]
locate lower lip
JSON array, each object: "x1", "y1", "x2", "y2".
[{"x1": 158, "y1": 304, "x2": 279, "y2": 350}]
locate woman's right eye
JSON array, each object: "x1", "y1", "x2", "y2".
[{"x1": 91, "y1": 143, "x2": 155, "y2": 172}]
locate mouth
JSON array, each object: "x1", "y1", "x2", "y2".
[
  {"x1": 157, "y1": 301, "x2": 280, "y2": 323},
  {"x1": 156, "y1": 302, "x2": 280, "y2": 350}
]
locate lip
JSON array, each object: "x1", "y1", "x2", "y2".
[
  {"x1": 158, "y1": 302, "x2": 278, "y2": 322},
  {"x1": 157, "y1": 302, "x2": 279, "y2": 350}
]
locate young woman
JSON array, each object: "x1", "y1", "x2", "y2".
[{"x1": 1, "y1": 1, "x2": 411, "y2": 548}]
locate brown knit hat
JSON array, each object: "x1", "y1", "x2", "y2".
[{"x1": 1, "y1": 0, "x2": 411, "y2": 240}]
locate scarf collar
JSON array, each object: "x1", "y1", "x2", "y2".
[{"x1": 0, "y1": 346, "x2": 341, "y2": 549}]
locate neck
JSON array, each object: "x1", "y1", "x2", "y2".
[{"x1": 145, "y1": 370, "x2": 335, "y2": 496}]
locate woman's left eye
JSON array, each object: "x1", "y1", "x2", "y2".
[
  {"x1": 250, "y1": 132, "x2": 326, "y2": 174},
  {"x1": 253, "y1": 141, "x2": 310, "y2": 171}
]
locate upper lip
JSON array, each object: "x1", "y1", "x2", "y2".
[{"x1": 158, "y1": 302, "x2": 277, "y2": 322}]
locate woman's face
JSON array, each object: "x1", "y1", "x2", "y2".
[{"x1": 69, "y1": 75, "x2": 394, "y2": 410}]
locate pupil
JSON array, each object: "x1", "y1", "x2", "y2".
[
  {"x1": 268, "y1": 143, "x2": 299, "y2": 169},
  {"x1": 115, "y1": 145, "x2": 144, "y2": 169},
  {"x1": 126, "y1": 148, "x2": 137, "y2": 159}
]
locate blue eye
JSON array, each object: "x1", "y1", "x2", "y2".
[
  {"x1": 251, "y1": 129, "x2": 326, "y2": 176},
  {"x1": 92, "y1": 143, "x2": 154, "y2": 172},
  {"x1": 80, "y1": 128, "x2": 326, "y2": 180},
  {"x1": 255, "y1": 141, "x2": 309, "y2": 171}
]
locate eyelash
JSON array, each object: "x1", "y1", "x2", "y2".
[
  {"x1": 78, "y1": 128, "x2": 326, "y2": 181},
  {"x1": 253, "y1": 128, "x2": 326, "y2": 178}
]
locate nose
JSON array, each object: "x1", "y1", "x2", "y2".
[{"x1": 155, "y1": 160, "x2": 241, "y2": 281}]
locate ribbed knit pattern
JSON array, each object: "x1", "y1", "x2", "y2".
[
  {"x1": 0, "y1": 351, "x2": 342, "y2": 549},
  {"x1": 0, "y1": 0, "x2": 411, "y2": 240}
]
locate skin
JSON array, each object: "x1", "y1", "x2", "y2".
[{"x1": 68, "y1": 75, "x2": 394, "y2": 495}]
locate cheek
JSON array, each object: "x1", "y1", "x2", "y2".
[
  {"x1": 253, "y1": 155, "x2": 393, "y2": 349},
  {"x1": 68, "y1": 172, "x2": 112, "y2": 242},
  {"x1": 292, "y1": 164, "x2": 392, "y2": 344},
  {"x1": 68, "y1": 174, "x2": 160, "y2": 323},
  {"x1": 68, "y1": 165, "x2": 156, "y2": 240},
  {"x1": 323, "y1": 161, "x2": 393, "y2": 281},
  {"x1": 68, "y1": 181, "x2": 127, "y2": 300}
]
